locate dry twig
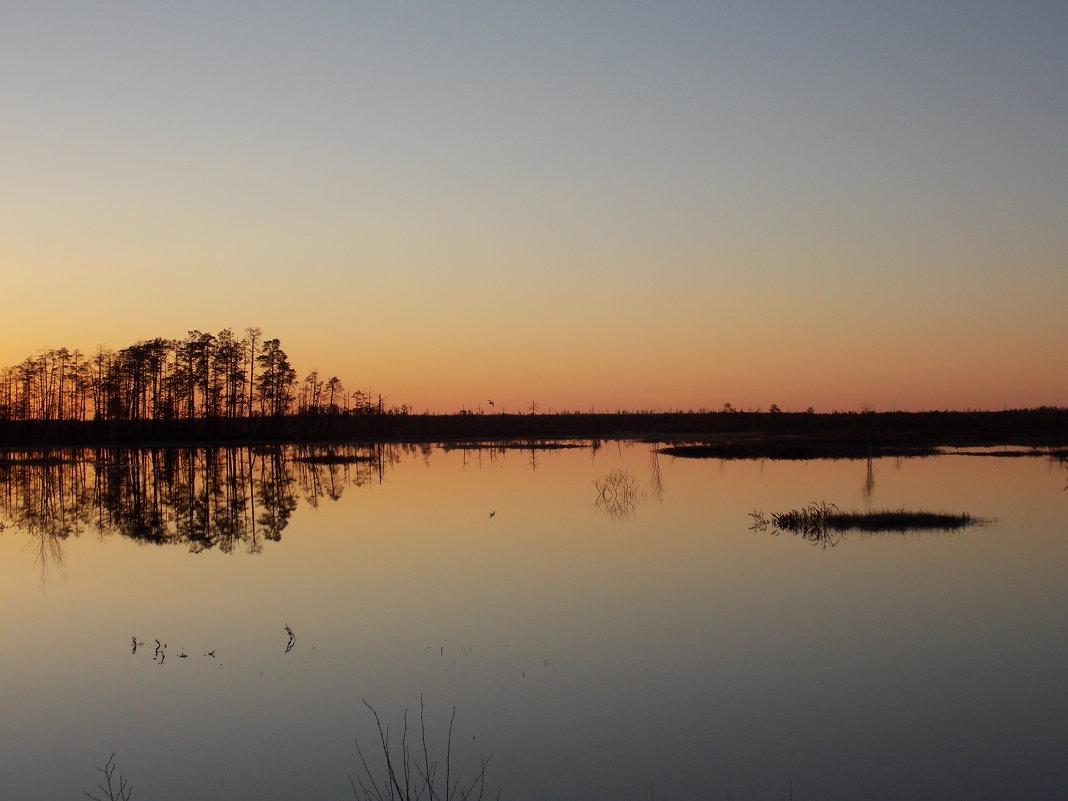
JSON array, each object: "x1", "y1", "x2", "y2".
[{"x1": 83, "y1": 753, "x2": 132, "y2": 801}]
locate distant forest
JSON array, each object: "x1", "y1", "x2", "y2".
[
  {"x1": 2, "y1": 328, "x2": 1067, "y2": 448},
  {"x1": 0, "y1": 327, "x2": 394, "y2": 424}
]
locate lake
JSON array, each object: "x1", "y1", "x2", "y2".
[{"x1": 1, "y1": 442, "x2": 1066, "y2": 800}]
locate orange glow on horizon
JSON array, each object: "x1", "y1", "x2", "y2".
[{"x1": 2, "y1": 4, "x2": 1066, "y2": 416}]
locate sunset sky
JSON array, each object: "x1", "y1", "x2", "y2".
[{"x1": 3, "y1": 1, "x2": 1066, "y2": 413}]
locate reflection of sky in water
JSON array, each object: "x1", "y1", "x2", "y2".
[{"x1": 1, "y1": 445, "x2": 1066, "y2": 800}]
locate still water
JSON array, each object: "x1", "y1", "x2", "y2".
[{"x1": 1, "y1": 442, "x2": 1065, "y2": 800}]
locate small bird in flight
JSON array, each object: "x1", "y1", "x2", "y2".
[
  {"x1": 489, "y1": 510, "x2": 495, "y2": 518},
  {"x1": 487, "y1": 399, "x2": 495, "y2": 407}
]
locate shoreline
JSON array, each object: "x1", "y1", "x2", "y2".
[{"x1": 2, "y1": 408, "x2": 1066, "y2": 452}]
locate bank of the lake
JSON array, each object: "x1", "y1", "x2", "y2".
[{"x1": 2, "y1": 407, "x2": 1067, "y2": 449}]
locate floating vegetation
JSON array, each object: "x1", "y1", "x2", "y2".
[
  {"x1": 821, "y1": 509, "x2": 988, "y2": 532},
  {"x1": 949, "y1": 447, "x2": 1068, "y2": 459},
  {"x1": 442, "y1": 439, "x2": 590, "y2": 451},
  {"x1": 292, "y1": 453, "x2": 373, "y2": 464},
  {"x1": 749, "y1": 501, "x2": 989, "y2": 547},
  {"x1": 661, "y1": 438, "x2": 936, "y2": 460}
]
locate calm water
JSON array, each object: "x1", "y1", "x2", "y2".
[{"x1": 1, "y1": 443, "x2": 1066, "y2": 800}]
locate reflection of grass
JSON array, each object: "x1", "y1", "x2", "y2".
[{"x1": 750, "y1": 501, "x2": 988, "y2": 546}]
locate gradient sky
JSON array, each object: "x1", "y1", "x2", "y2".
[{"x1": 3, "y1": 1, "x2": 1066, "y2": 412}]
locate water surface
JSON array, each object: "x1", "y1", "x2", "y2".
[{"x1": 1, "y1": 443, "x2": 1066, "y2": 800}]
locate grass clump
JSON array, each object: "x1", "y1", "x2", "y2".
[
  {"x1": 660, "y1": 438, "x2": 936, "y2": 460},
  {"x1": 750, "y1": 502, "x2": 989, "y2": 546},
  {"x1": 350, "y1": 698, "x2": 497, "y2": 801},
  {"x1": 822, "y1": 508, "x2": 984, "y2": 532}
]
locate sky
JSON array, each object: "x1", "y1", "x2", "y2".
[{"x1": 2, "y1": 1, "x2": 1066, "y2": 413}]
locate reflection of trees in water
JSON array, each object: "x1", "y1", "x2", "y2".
[
  {"x1": 0, "y1": 453, "x2": 87, "y2": 581},
  {"x1": 648, "y1": 449, "x2": 664, "y2": 502},
  {"x1": 594, "y1": 468, "x2": 646, "y2": 521},
  {"x1": 591, "y1": 447, "x2": 664, "y2": 521},
  {"x1": 862, "y1": 456, "x2": 875, "y2": 503},
  {"x1": 0, "y1": 445, "x2": 392, "y2": 557},
  {"x1": 1055, "y1": 452, "x2": 1068, "y2": 493}
]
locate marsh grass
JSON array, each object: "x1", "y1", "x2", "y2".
[
  {"x1": 350, "y1": 699, "x2": 497, "y2": 801},
  {"x1": 660, "y1": 438, "x2": 936, "y2": 460},
  {"x1": 442, "y1": 440, "x2": 590, "y2": 451},
  {"x1": 821, "y1": 509, "x2": 986, "y2": 532},
  {"x1": 750, "y1": 502, "x2": 988, "y2": 546},
  {"x1": 950, "y1": 447, "x2": 1068, "y2": 458},
  {"x1": 83, "y1": 753, "x2": 132, "y2": 801},
  {"x1": 291, "y1": 453, "x2": 373, "y2": 464},
  {"x1": 84, "y1": 701, "x2": 497, "y2": 801}
]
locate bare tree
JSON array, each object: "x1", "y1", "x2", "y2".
[{"x1": 245, "y1": 326, "x2": 262, "y2": 417}]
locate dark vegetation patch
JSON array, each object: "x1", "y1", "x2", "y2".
[
  {"x1": 0, "y1": 455, "x2": 71, "y2": 466},
  {"x1": 750, "y1": 502, "x2": 989, "y2": 543},
  {"x1": 292, "y1": 453, "x2": 373, "y2": 464},
  {"x1": 950, "y1": 447, "x2": 1068, "y2": 459},
  {"x1": 660, "y1": 437, "x2": 937, "y2": 460},
  {"x1": 4, "y1": 407, "x2": 1068, "y2": 449},
  {"x1": 441, "y1": 440, "x2": 590, "y2": 451},
  {"x1": 817, "y1": 508, "x2": 984, "y2": 532}
]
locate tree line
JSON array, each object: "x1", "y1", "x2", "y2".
[{"x1": 0, "y1": 327, "x2": 393, "y2": 424}]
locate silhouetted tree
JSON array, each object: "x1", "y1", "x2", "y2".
[
  {"x1": 245, "y1": 326, "x2": 262, "y2": 418},
  {"x1": 325, "y1": 376, "x2": 344, "y2": 413},
  {"x1": 0, "y1": 327, "x2": 378, "y2": 437},
  {"x1": 256, "y1": 338, "x2": 297, "y2": 417},
  {"x1": 300, "y1": 370, "x2": 322, "y2": 414},
  {"x1": 215, "y1": 328, "x2": 245, "y2": 419}
]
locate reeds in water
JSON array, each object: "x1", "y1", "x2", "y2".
[{"x1": 750, "y1": 501, "x2": 988, "y2": 545}]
